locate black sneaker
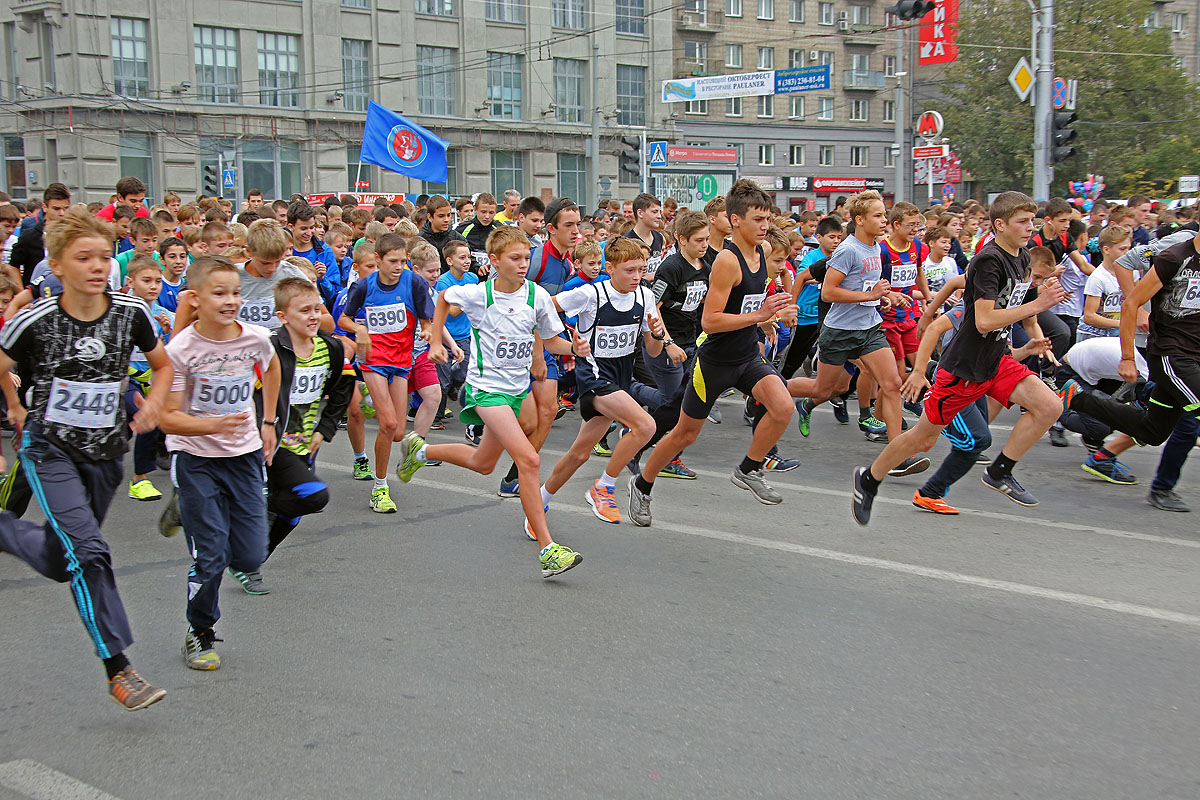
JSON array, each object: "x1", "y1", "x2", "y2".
[
  {"x1": 981, "y1": 470, "x2": 1039, "y2": 506},
  {"x1": 464, "y1": 425, "x2": 481, "y2": 446},
  {"x1": 851, "y1": 466, "x2": 876, "y2": 526},
  {"x1": 1048, "y1": 427, "x2": 1069, "y2": 447},
  {"x1": 887, "y1": 455, "x2": 930, "y2": 477},
  {"x1": 830, "y1": 396, "x2": 849, "y2": 425},
  {"x1": 973, "y1": 451, "x2": 992, "y2": 466},
  {"x1": 1148, "y1": 488, "x2": 1191, "y2": 512}
]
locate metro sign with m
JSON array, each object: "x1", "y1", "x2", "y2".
[{"x1": 918, "y1": 0, "x2": 959, "y2": 65}]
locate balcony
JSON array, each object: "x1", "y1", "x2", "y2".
[
  {"x1": 12, "y1": 0, "x2": 61, "y2": 29},
  {"x1": 673, "y1": 56, "x2": 723, "y2": 78},
  {"x1": 843, "y1": 24, "x2": 884, "y2": 46},
  {"x1": 843, "y1": 70, "x2": 887, "y2": 90},
  {"x1": 677, "y1": 10, "x2": 718, "y2": 33}
]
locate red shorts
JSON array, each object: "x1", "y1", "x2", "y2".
[
  {"x1": 923, "y1": 355, "x2": 1034, "y2": 426},
  {"x1": 410, "y1": 350, "x2": 440, "y2": 392},
  {"x1": 883, "y1": 319, "x2": 920, "y2": 361}
]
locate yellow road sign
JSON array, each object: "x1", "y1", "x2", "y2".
[{"x1": 1009, "y1": 57, "x2": 1034, "y2": 102}]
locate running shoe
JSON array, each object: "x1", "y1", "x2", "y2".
[
  {"x1": 586, "y1": 481, "x2": 622, "y2": 524},
  {"x1": 625, "y1": 451, "x2": 643, "y2": 477},
  {"x1": 851, "y1": 466, "x2": 876, "y2": 526},
  {"x1": 974, "y1": 451, "x2": 992, "y2": 466},
  {"x1": 1082, "y1": 453, "x2": 1137, "y2": 485},
  {"x1": 498, "y1": 477, "x2": 519, "y2": 497},
  {"x1": 158, "y1": 492, "x2": 182, "y2": 538},
  {"x1": 108, "y1": 666, "x2": 166, "y2": 711},
  {"x1": 428, "y1": 419, "x2": 445, "y2": 431},
  {"x1": 523, "y1": 502, "x2": 549, "y2": 541},
  {"x1": 858, "y1": 415, "x2": 887, "y2": 435},
  {"x1": 540, "y1": 543, "x2": 582, "y2": 577},
  {"x1": 830, "y1": 396, "x2": 849, "y2": 425},
  {"x1": 980, "y1": 471, "x2": 1039, "y2": 506},
  {"x1": 1056, "y1": 378, "x2": 1081, "y2": 410},
  {"x1": 764, "y1": 454, "x2": 801, "y2": 472},
  {"x1": 887, "y1": 455, "x2": 930, "y2": 477},
  {"x1": 128, "y1": 478, "x2": 162, "y2": 501},
  {"x1": 912, "y1": 489, "x2": 959, "y2": 515},
  {"x1": 593, "y1": 440, "x2": 613, "y2": 457},
  {"x1": 352, "y1": 457, "x2": 373, "y2": 480},
  {"x1": 396, "y1": 432, "x2": 426, "y2": 483},
  {"x1": 1048, "y1": 426, "x2": 1069, "y2": 447},
  {"x1": 182, "y1": 627, "x2": 222, "y2": 670},
  {"x1": 465, "y1": 425, "x2": 482, "y2": 446},
  {"x1": 730, "y1": 465, "x2": 783, "y2": 504},
  {"x1": 228, "y1": 568, "x2": 270, "y2": 595},
  {"x1": 628, "y1": 476, "x2": 653, "y2": 527},
  {"x1": 864, "y1": 428, "x2": 889, "y2": 443},
  {"x1": 1148, "y1": 488, "x2": 1190, "y2": 512},
  {"x1": 371, "y1": 486, "x2": 397, "y2": 513},
  {"x1": 425, "y1": 459, "x2": 442, "y2": 467},
  {"x1": 795, "y1": 399, "x2": 812, "y2": 437},
  {"x1": 903, "y1": 400, "x2": 925, "y2": 418},
  {"x1": 707, "y1": 405, "x2": 722, "y2": 424},
  {"x1": 658, "y1": 458, "x2": 697, "y2": 479}
]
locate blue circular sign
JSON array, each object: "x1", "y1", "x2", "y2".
[{"x1": 1052, "y1": 78, "x2": 1068, "y2": 110}]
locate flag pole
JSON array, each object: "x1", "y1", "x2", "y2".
[{"x1": 355, "y1": 160, "x2": 364, "y2": 194}]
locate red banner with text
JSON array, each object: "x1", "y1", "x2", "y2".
[{"x1": 917, "y1": 0, "x2": 958, "y2": 65}]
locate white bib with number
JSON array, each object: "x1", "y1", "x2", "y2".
[
  {"x1": 593, "y1": 324, "x2": 640, "y2": 358},
  {"x1": 860, "y1": 279, "x2": 881, "y2": 307},
  {"x1": 45, "y1": 378, "x2": 121, "y2": 429},
  {"x1": 239, "y1": 300, "x2": 278, "y2": 328},
  {"x1": 1007, "y1": 281, "x2": 1031, "y2": 309},
  {"x1": 646, "y1": 254, "x2": 663, "y2": 279},
  {"x1": 191, "y1": 373, "x2": 255, "y2": 415},
  {"x1": 290, "y1": 365, "x2": 326, "y2": 405},
  {"x1": 1101, "y1": 292, "x2": 1123, "y2": 314},
  {"x1": 682, "y1": 281, "x2": 707, "y2": 312},
  {"x1": 491, "y1": 333, "x2": 535, "y2": 369},
  {"x1": 472, "y1": 251, "x2": 490, "y2": 269},
  {"x1": 740, "y1": 292, "x2": 767, "y2": 315},
  {"x1": 891, "y1": 264, "x2": 917, "y2": 289},
  {"x1": 1182, "y1": 277, "x2": 1200, "y2": 310},
  {"x1": 366, "y1": 302, "x2": 407, "y2": 334}
]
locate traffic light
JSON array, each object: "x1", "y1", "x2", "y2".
[
  {"x1": 886, "y1": 0, "x2": 935, "y2": 20},
  {"x1": 202, "y1": 164, "x2": 220, "y2": 196},
  {"x1": 1051, "y1": 111, "x2": 1078, "y2": 163},
  {"x1": 619, "y1": 136, "x2": 641, "y2": 182}
]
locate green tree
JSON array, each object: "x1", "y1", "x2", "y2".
[{"x1": 935, "y1": 0, "x2": 1198, "y2": 198}]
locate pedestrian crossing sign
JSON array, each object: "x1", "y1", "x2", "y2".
[{"x1": 649, "y1": 141, "x2": 668, "y2": 167}]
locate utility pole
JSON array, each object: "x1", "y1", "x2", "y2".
[
  {"x1": 1032, "y1": 0, "x2": 1054, "y2": 200},
  {"x1": 589, "y1": 39, "x2": 601, "y2": 212},
  {"x1": 893, "y1": 26, "x2": 905, "y2": 203}
]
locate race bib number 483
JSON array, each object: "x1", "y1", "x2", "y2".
[
  {"x1": 45, "y1": 378, "x2": 121, "y2": 428},
  {"x1": 366, "y1": 302, "x2": 408, "y2": 334}
]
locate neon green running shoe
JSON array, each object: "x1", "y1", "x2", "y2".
[
  {"x1": 540, "y1": 543, "x2": 583, "y2": 577},
  {"x1": 395, "y1": 432, "x2": 427, "y2": 483},
  {"x1": 352, "y1": 457, "x2": 373, "y2": 480},
  {"x1": 128, "y1": 478, "x2": 162, "y2": 501},
  {"x1": 592, "y1": 440, "x2": 613, "y2": 457},
  {"x1": 371, "y1": 485, "x2": 397, "y2": 513}
]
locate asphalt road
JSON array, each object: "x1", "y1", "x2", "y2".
[{"x1": 2, "y1": 396, "x2": 1199, "y2": 800}]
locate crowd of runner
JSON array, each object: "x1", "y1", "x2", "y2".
[{"x1": 0, "y1": 174, "x2": 1196, "y2": 712}]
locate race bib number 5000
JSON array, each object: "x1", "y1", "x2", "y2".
[
  {"x1": 45, "y1": 378, "x2": 121, "y2": 428},
  {"x1": 366, "y1": 302, "x2": 407, "y2": 334},
  {"x1": 191, "y1": 373, "x2": 255, "y2": 415}
]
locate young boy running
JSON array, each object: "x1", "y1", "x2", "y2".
[
  {"x1": 338, "y1": 233, "x2": 434, "y2": 513},
  {"x1": 433, "y1": 240, "x2": 479, "y2": 422},
  {"x1": 417, "y1": 226, "x2": 587, "y2": 577},
  {"x1": 408, "y1": 243, "x2": 463, "y2": 442},
  {"x1": 160, "y1": 255, "x2": 281, "y2": 668},
  {"x1": 124, "y1": 255, "x2": 174, "y2": 501},
  {"x1": 852, "y1": 192, "x2": 1068, "y2": 525},
  {"x1": 627, "y1": 180, "x2": 797, "y2": 527},
  {"x1": 331, "y1": 243, "x2": 377, "y2": 479},
  {"x1": 0, "y1": 208, "x2": 171, "y2": 710}
]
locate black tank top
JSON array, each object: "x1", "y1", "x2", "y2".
[
  {"x1": 700, "y1": 241, "x2": 768, "y2": 365},
  {"x1": 574, "y1": 282, "x2": 646, "y2": 392}
]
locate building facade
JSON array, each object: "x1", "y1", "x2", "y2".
[{"x1": 0, "y1": 0, "x2": 673, "y2": 207}]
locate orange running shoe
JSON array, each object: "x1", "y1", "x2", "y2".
[
  {"x1": 586, "y1": 480, "x2": 621, "y2": 524},
  {"x1": 912, "y1": 489, "x2": 959, "y2": 515}
]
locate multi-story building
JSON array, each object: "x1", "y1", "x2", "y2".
[
  {"x1": 0, "y1": 0, "x2": 673, "y2": 207},
  {"x1": 668, "y1": 0, "x2": 903, "y2": 212},
  {"x1": 1155, "y1": 0, "x2": 1199, "y2": 81}
]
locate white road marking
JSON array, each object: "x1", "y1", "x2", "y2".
[{"x1": 0, "y1": 760, "x2": 121, "y2": 800}]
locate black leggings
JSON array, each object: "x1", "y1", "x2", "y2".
[
  {"x1": 779, "y1": 324, "x2": 822, "y2": 380},
  {"x1": 266, "y1": 448, "x2": 330, "y2": 554},
  {"x1": 1071, "y1": 354, "x2": 1200, "y2": 446}
]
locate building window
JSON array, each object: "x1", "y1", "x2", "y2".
[
  {"x1": 487, "y1": 0, "x2": 526, "y2": 23},
  {"x1": 684, "y1": 0, "x2": 707, "y2": 20},
  {"x1": 789, "y1": 0, "x2": 804, "y2": 22},
  {"x1": 726, "y1": 44, "x2": 742, "y2": 68},
  {"x1": 553, "y1": 58, "x2": 585, "y2": 123},
  {"x1": 341, "y1": 39, "x2": 370, "y2": 111},
  {"x1": 726, "y1": 0, "x2": 742, "y2": 17},
  {"x1": 818, "y1": 1, "x2": 833, "y2": 24},
  {"x1": 725, "y1": 96, "x2": 742, "y2": 116},
  {"x1": 789, "y1": 95, "x2": 804, "y2": 118},
  {"x1": 347, "y1": 145, "x2": 374, "y2": 192},
  {"x1": 194, "y1": 26, "x2": 239, "y2": 103},
  {"x1": 111, "y1": 18, "x2": 149, "y2": 98},
  {"x1": 553, "y1": 0, "x2": 586, "y2": 29},
  {"x1": 557, "y1": 153, "x2": 586, "y2": 200},
  {"x1": 685, "y1": 41, "x2": 707, "y2": 71},
  {"x1": 342, "y1": 0, "x2": 370, "y2": 7},
  {"x1": 789, "y1": 144, "x2": 804, "y2": 166},
  {"x1": 758, "y1": 144, "x2": 774, "y2": 166},
  {"x1": 819, "y1": 144, "x2": 834, "y2": 166},
  {"x1": 850, "y1": 99, "x2": 868, "y2": 121},
  {"x1": 417, "y1": 46, "x2": 456, "y2": 116},
  {"x1": 1145, "y1": 9, "x2": 1160, "y2": 28},
  {"x1": 850, "y1": 4, "x2": 869, "y2": 24},
  {"x1": 883, "y1": 99, "x2": 894, "y2": 122},
  {"x1": 684, "y1": 99, "x2": 708, "y2": 114},
  {"x1": 3, "y1": 135, "x2": 25, "y2": 198},
  {"x1": 850, "y1": 146, "x2": 869, "y2": 167},
  {"x1": 1173, "y1": 12, "x2": 1188, "y2": 33},
  {"x1": 40, "y1": 19, "x2": 54, "y2": 89},
  {"x1": 884, "y1": 55, "x2": 896, "y2": 77},
  {"x1": 818, "y1": 96, "x2": 833, "y2": 120},
  {"x1": 757, "y1": 0, "x2": 773, "y2": 20},
  {"x1": 422, "y1": 150, "x2": 459, "y2": 195},
  {"x1": 757, "y1": 47, "x2": 774, "y2": 70},
  {"x1": 818, "y1": 50, "x2": 835, "y2": 65},
  {"x1": 616, "y1": 64, "x2": 646, "y2": 126},
  {"x1": 757, "y1": 94, "x2": 773, "y2": 118},
  {"x1": 4, "y1": 23, "x2": 16, "y2": 102},
  {"x1": 884, "y1": 146, "x2": 895, "y2": 167},
  {"x1": 788, "y1": 49, "x2": 804, "y2": 68},
  {"x1": 491, "y1": 151, "x2": 525, "y2": 196},
  {"x1": 616, "y1": 0, "x2": 645, "y2": 34},
  {"x1": 416, "y1": 0, "x2": 455, "y2": 15},
  {"x1": 257, "y1": 33, "x2": 300, "y2": 108},
  {"x1": 242, "y1": 140, "x2": 303, "y2": 200},
  {"x1": 119, "y1": 135, "x2": 154, "y2": 200},
  {"x1": 487, "y1": 52, "x2": 522, "y2": 119}
]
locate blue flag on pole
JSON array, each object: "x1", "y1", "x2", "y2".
[{"x1": 359, "y1": 100, "x2": 449, "y2": 184}]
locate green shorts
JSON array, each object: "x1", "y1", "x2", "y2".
[{"x1": 459, "y1": 385, "x2": 528, "y2": 426}]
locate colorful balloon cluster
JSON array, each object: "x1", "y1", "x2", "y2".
[{"x1": 1067, "y1": 174, "x2": 1106, "y2": 212}]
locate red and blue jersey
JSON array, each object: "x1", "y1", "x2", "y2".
[
  {"x1": 530, "y1": 239, "x2": 573, "y2": 296},
  {"x1": 879, "y1": 238, "x2": 928, "y2": 324},
  {"x1": 341, "y1": 270, "x2": 435, "y2": 368}
]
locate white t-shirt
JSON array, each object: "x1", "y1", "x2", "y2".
[
  {"x1": 555, "y1": 283, "x2": 656, "y2": 337},
  {"x1": 1076, "y1": 265, "x2": 1122, "y2": 340},
  {"x1": 1052, "y1": 253, "x2": 1087, "y2": 318},
  {"x1": 1063, "y1": 337, "x2": 1147, "y2": 386},
  {"x1": 442, "y1": 279, "x2": 564, "y2": 395},
  {"x1": 3, "y1": 232, "x2": 16, "y2": 263},
  {"x1": 921, "y1": 255, "x2": 960, "y2": 295}
]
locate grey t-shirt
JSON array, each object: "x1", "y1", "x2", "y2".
[
  {"x1": 1114, "y1": 229, "x2": 1197, "y2": 347},
  {"x1": 237, "y1": 263, "x2": 310, "y2": 329},
  {"x1": 823, "y1": 235, "x2": 884, "y2": 331}
]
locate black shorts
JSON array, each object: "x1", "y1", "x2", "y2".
[
  {"x1": 681, "y1": 354, "x2": 782, "y2": 419},
  {"x1": 579, "y1": 384, "x2": 622, "y2": 421}
]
